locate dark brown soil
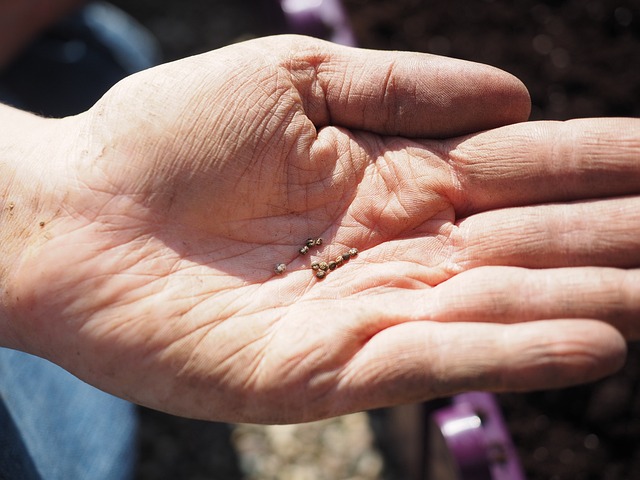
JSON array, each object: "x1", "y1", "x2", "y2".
[
  {"x1": 347, "y1": 0, "x2": 640, "y2": 121},
  {"x1": 108, "y1": 1, "x2": 640, "y2": 478}
]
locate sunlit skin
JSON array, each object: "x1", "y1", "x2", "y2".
[{"x1": 1, "y1": 36, "x2": 638, "y2": 423}]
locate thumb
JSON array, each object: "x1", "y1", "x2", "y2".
[{"x1": 279, "y1": 35, "x2": 531, "y2": 137}]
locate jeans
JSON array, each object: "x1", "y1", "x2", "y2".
[
  {"x1": 0, "y1": 3, "x2": 161, "y2": 478},
  {"x1": 0, "y1": 350, "x2": 137, "y2": 480}
]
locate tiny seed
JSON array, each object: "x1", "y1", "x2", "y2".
[
  {"x1": 335, "y1": 255, "x2": 344, "y2": 266},
  {"x1": 316, "y1": 270, "x2": 326, "y2": 279},
  {"x1": 318, "y1": 262, "x2": 329, "y2": 271},
  {"x1": 328, "y1": 261, "x2": 337, "y2": 270},
  {"x1": 299, "y1": 245, "x2": 310, "y2": 255},
  {"x1": 39, "y1": 221, "x2": 45, "y2": 227},
  {"x1": 342, "y1": 252, "x2": 351, "y2": 260},
  {"x1": 348, "y1": 248, "x2": 359, "y2": 257},
  {"x1": 274, "y1": 263, "x2": 286, "y2": 275},
  {"x1": 315, "y1": 237, "x2": 323, "y2": 246},
  {"x1": 311, "y1": 261, "x2": 320, "y2": 270},
  {"x1": 305, "y1": 238, "x2": 316, "y2": 247}
]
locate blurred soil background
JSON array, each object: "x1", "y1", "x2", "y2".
[{"x1": 106, "y1": 0, "x2": 640, "y2": 479}]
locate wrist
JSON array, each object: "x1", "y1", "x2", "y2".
[{"x1": 0, "y1": 104, "x2": 72, "y2": 350}]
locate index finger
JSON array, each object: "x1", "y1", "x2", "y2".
[{"x1": 447, "y1": 117, "x2": 640, "y2": 216}]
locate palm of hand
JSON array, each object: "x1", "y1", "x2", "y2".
[{"x1": 8, "y1": 36, "x2": 627, "y2": 423}]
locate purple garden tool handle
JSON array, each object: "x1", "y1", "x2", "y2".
[
  {"x1": 278, "y1": 0, "x2": 357, "y2": 45},
  {"x1": 430, "y1": 393, "x2": 526, "y2": 480}
]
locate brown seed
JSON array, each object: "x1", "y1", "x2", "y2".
[
  {"x1": 274, "y1": 263, "x2": 286, "y2": 275},
  {"x1": 311, "y1": 261, "x2": 320, "y2": 270},
  {"x1": 315, "y1": 270, "x2": 326, "y2": 279},
  {"x1": 328, "y1": 261, "x2": 337, "y2": 270},
  {"x1": 305, "y1": 238, "x2": 316, "y2": 247},
  {"x1": 315, "y1": 237, "x2": 323, "y2": 246},
  {"x1": 342, "y1": 252, "x2": 351, "y2": 260},
  {"x1": 299, "y1": 245, "x2": 310, "y2": 255},
  {"x1": 318, "y1": 262, "x2": 329, "y2": 271},
  {"x1": 335, "y1": 255, "x2": 344, "y2": 266},
  {"x1": 348, "y1": 248, "x2": 359, "y2": 257}
]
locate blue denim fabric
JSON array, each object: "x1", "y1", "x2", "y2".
[
  {"x1": 0, "y1": 3, "x2": 161, "y2": 479},
  {"x1": 0, "y1": 349, "x2": 137, "y2": 480}
]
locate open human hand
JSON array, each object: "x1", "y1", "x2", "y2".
[{"x1": 1, "y1": 35, "x2": 637, "y2": 423}]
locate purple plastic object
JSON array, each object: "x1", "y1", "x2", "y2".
[
  {"x1": 279, "y1": 0, "x2": 357, "y2": 45},
  {"x1": 430, "y1": 393, "x2": 526, "y2": 480}
]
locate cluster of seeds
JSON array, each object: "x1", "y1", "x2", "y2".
[
  {"x1": 311, "y1": 248, "x2": 358, "y2": 279},
  {"x1": 273, "y1": 237, "x2": 358, "y2": 280}
]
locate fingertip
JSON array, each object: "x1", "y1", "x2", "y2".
[
  {"x1": 503, "y1": 320, "x2": 627, "y2": 391},
  {"x1": 484, "y1": 66, "x2": 532, "y2": 125},
  {"x1": 566, "y1": 320, "x2": 627, "y2": 378},
  {"x1": 447, "y1": 61, "x2": 531, "y2": 135}
]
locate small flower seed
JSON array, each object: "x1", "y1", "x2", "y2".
[
  {"x1": 274, "y1": 263, "x2": 286, "y2": 275},
  {"x1": 348, "y1": 247, "x2": 359, "y2": 257},
  {"x1": 328, "y1": 261, "x2": 337, "y2": 270},
  {"x1": 342, "y1": 252, "x2": 351, "y2": 260},
  {"x1": 311, "y1": 261, "x2": 320, "y2": 270},
  {"x1": 299, "y1": 245, "x2": 310, "y2": 255},
  {"x1": 305, "y1": 238, "x2": 316, "y2": 247},
  {"x1": 316, "y1": 270, "x2": 327, "y2": 279},
  {"x1": 315, "y1": 237, "x2": 323, "y2": 246},
  {"x1": 318, "y1": 261, "x2": 329, "y2": 271},
  {"x1": 335, "y1": 255, "x2": 344, "y2": 266}
]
